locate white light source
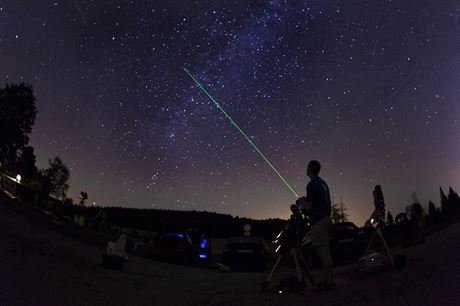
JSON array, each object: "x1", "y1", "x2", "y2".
[{"x1": 15, "y1": 174, "x2": 21, "y2": 183}]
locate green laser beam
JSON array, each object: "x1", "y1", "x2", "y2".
[{"x1": 183, "y1": 67, "x2": 299, "y2": 199}]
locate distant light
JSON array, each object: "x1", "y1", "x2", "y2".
[
  {"x1": 200, "y1": 239, "x2": 208, "y2": 249},
  {"x1": 92, "y1": 202, "x2": 96, "y2": 205},
  {"x1": 15, "y1": 174, "x2": 21, "y2": 183},
  {"x1": 199, "y1": 254, "x2": 207, "y2": 259}
]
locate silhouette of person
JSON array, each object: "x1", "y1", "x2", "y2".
[
  {"x1": 407, "y1": 192, "x2": 425, "y2": 245},
  {"x1": 297, "y1": 160, "x2": 334, "y2": 290}
]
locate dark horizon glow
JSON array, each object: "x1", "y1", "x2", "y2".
[{"x1": 1, "y1": 1, "x2": 459, "y2": 226}]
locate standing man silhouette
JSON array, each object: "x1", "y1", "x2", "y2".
[{"x1": 297, "y1": 160, "x2": 334, "y2": 291}]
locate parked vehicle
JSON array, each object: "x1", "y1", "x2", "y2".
[
  {"x1": 221, "y1": 236, "x2": 267, "y2": 270},
  {"x1": 149, "y1": 231, "x2": 211, "y2": 264},
  {"x1": 329, "y1": 222, "x2": 366, "y2": 263}
]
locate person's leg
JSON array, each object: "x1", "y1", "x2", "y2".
[
  {"x1": 311, "y1": 217, "x2": 333, "y2": 286},
  {"x1": 316, "y1": 243, "x2": 333, "y2": 285}
]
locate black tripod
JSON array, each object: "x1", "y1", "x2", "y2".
[
  {"x1": 359, "y1": 185, "x2": 406, "y2": 274},
  {"x1": 261, "y1": 205, "x2": 315, "y2": 291},
  {"x1": 261, "y1": 244, "x2": 314, "y2": 291}
]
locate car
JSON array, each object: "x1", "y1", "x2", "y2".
[
  {"x1": 149, "y1": 232, "x2": 211, "y2": 264},
  {"x1": 329, "y1": 222, "x2": 366, "y2": 263},
  {"x1": 221, "y1": 236, "x2": 267, "y2": 271}
]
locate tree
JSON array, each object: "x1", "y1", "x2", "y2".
[
  {"x1": 428, "y1": 200, "x2": 438, "y2": 225},
  {"x1": 0, "y1": 83, "x2": 37, "y2": 167},
  {"x1": 15, "y1": 146, "x2": 38, "y2": 180},
  {"x1": 42, "y1": 156, "x2": 70, "y2": 199},
  {"x1": 448, "y1": 187, "x2": 460, "y2": 215},
  {"x1": 331, "y1": 198, "x2": 349, "y2": 223},
  {"x1": 79, "y1": 191, "x2": 88, "y2": 206},
  {"x1": 386, "y1": 211, "x2": 395, "y2": 226},
  {"x1": 440, "y1": 187, "x2": 449, "y2": 216},
  {"x1": 331, "y1": 203, "x2": 340, "y2": 223}
]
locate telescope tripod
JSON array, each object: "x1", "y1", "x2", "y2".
[
  {"x1": 261, "y1": 245, "x2": 314, "y2": 291},
  {"x1": 364, "y1": 225, "x2": 394, "y2": 266}
]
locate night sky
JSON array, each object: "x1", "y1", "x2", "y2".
[{"x1": 1, "y1": 0, "x2": 459, "y2": 225}]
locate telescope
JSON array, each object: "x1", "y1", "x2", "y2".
[
  {"x1": 273, "y1": 204, "x2": 309, "y2": 254},
  {"x1": 359, "y1": 185, "x2": 406, "y2": 275},
  {"x1": 262, "y1": 202, "x2": 314, "y2": 291}
]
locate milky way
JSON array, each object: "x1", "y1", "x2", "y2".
[{"x1": 1, "y1": 0, "x2": 459, "y2": 224}]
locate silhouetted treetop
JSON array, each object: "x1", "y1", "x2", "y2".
[
  {"x1": 0, "y1": 83, "x2": 37, "y2": 167},
  {"x1": 42, "y1": 156, "x2": 70, "y2": 200},
  {"x1": 16, "y1": 146, "x2": 38, "y2": 180}
]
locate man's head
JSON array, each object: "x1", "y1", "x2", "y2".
[{"x1": 307, "y1": 160, "x2": 321, "y2": 178}]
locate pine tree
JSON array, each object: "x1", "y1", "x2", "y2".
[
  {"x1": 428, "y1": 200, "x2": 438, "y2": 225},
  {"x1": 440, "y1": 187, "x2": 449, "y2": 216},
  {"x1": 331, "y1": 202, "x2": 341, "y2": 224},
  {"x1": 331, "y1": 197, "x2": 349, "y2": 223},
  {"x1": 339, "y1": 197, "x2": 349, "y2": 223},
  {"x1": 448, "y1": 187, "x2": 460, "y2": 215}
]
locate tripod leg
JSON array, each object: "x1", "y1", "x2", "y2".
[
  {"x1": 291, "y1": 248, "x2": 303, "y2": 283},
  {"x1": 364, "y1": 229, "x2": 378, "y2": 255},
  {"x1": 376, "y1": 228, "x2": 394, "y2": 266},
  {"x1": 297, "y1": 248, "x2": 315, "y2": 286},
  {"x1": 261, "y1": 254, "x2": 283, "y2": 291}
]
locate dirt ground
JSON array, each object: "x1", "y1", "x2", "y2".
[{"x1": 0, "y1": 197, "x2": 459, "y2": 306}]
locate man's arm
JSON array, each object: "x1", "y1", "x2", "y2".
[{"x1": 297, "y1": 182, "x2": 314, "y2": 212}]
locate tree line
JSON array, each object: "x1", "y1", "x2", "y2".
[
  {"x1": 72, "y1": 205, "x2": 286, "y2": 239},
  {"x1": 384, "y1": 187, "x2": 460, "y2": 228}
]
